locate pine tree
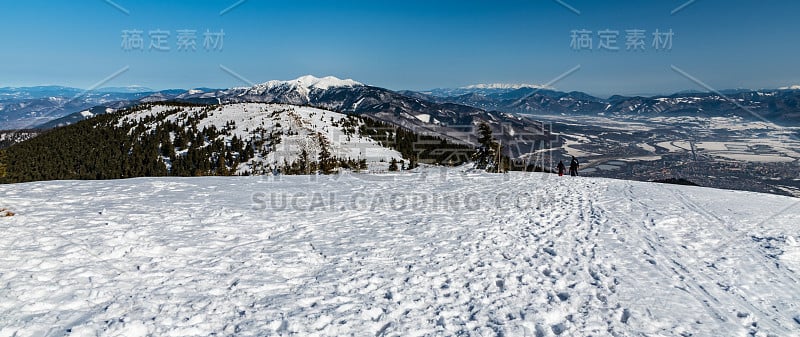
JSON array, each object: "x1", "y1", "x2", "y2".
[
  {"x1": 299, "y1": 149, "x2": 309, "y2": 174},
  {"x1": 161, "y1": 136, "x2": 174, "y2": 158},
  {"x1": 174, "y1": 132, "x2": 187, "y2": 149},
  {"x1": 318, "y1": 134, "x2": 334, "y2": 174},
  {"x1": 216, "y1": 154, "x2": 229, "y2": 176},
  {"x1": 473, "y1": 122, "x2": 499, "y2": 171},
  {"x1": 0, "y1": 150, "x2": 7, "y2": 180}
]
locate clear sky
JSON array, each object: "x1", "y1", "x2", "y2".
[{"x1": 1, "y1": 0, "x2": 799, "y2": 96}]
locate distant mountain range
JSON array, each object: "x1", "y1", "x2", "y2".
[
  {"x1": 4, "y1": 79, "x2": 797, "y2": 196},
  {"x1": 416, "y1": 86, "x2": 800, "y2": 124},
  {"x1": 4, "y1": 76, "x2": 550, "y2": 158},
  {"x1": 0, "y1": 86, "x2": 174, "y2": 130},
  {"x1": 171, "y1": 76, "x2": 551, "y2": 157},
  {"x1": 2, "y1": 78, "x2": 799, "y2": 152},
  {"x1": 421, "y1": 83, "x2": 554, "y2": 97}
]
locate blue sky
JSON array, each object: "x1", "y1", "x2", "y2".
[{"x1": 1, "y1": 0, "x2": 799, "y2": 96}]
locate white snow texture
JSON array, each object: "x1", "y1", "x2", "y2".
[{"x1": 1, "y1": 170, "x2": 799, "y2": 336}]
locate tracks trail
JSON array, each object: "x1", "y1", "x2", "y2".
[{"x1": 0, "y1": 172, "x2": 798, "y2": 336}]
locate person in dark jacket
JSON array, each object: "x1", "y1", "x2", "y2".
[
  {"x1": 557, "y1": 160, "x2": 565, "y2": 176},
  {"x1": 569, "y1": 156, "x2": 579, "y2": 176}
]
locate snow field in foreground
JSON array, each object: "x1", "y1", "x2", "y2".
[{"x1": 1, "y1": 170, "x2": 799, "y2": 336}]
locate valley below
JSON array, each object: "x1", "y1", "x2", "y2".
[{"x1": 531, "y1": 114, "x2": 800, "y2": 197}]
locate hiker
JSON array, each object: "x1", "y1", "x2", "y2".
[
  {"x1": 569, "y1": 156, "x2": 579, "y2": 176},
  {"x1": 557, "y1": 160, "x2": 565, "y2": 176}
]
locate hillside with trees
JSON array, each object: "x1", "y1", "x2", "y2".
[{"x1": 0, "y1": 103, "x2": 477, "y2": 183}]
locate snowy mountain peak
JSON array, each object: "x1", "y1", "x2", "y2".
[
  {"x1": 462, "y1": 83, "x2": 553, "y2": 90},
  {"x1": 779, "y1": 84, "x2": 800, "y2": 90},
  {"x1": 293, "y1": 75, "x2": 363, "y2": 90},
  {"x1": 244, "y1": 75, "x2": 363, "y2": 92}
]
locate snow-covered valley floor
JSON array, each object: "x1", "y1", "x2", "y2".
[{"x1": 1, "y1": 171, "x2": 799, "y2": 336}]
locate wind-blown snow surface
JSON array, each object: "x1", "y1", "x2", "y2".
[{"x1": 1, "y1": 171, "x2": 799, "y2": 336}]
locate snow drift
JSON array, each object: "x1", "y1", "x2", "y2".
[{"x1": 0, "y1": 170, "x2": 799, "y2": 336}]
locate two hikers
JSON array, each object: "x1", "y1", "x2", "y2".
[{"x1": 557, "y1": 156, "x2": 579, "y2": 176}]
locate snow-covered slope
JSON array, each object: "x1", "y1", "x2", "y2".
[
  {"x1": 118, "y1": 103, "x2": 403, "y2": 174},
  {"x1": 1, "y1": 171, "x2": 799, "y2": 336}
]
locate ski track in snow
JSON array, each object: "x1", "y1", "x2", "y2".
[{"x1": 0, "y1": 171, "x2": 799, "y2": 336}]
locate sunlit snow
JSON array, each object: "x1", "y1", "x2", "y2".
[{"x1": 1, "y1": 169, "x2": 799, "y2": 336}]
